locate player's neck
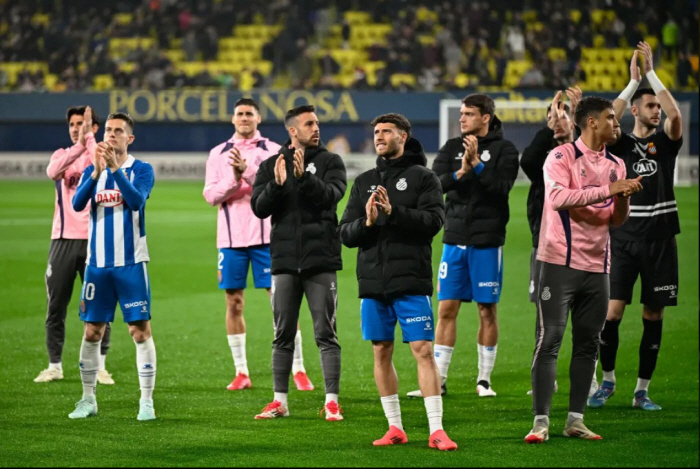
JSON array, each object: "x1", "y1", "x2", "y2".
[
  {"x1": 633, "y1": 121, "x2": 656, "y2": 139},
  {"x1": 234, "y1": 130, "x2": 255, "y2": 140},
  {"x1": 114, "y1": 151, "x2": 128, "y2": 167},
  {"x1": 291, "y1": 139, "x2": 306, "y2": 151},
  {"x1": 580, "y1": 132, "x2": 605, "y2": 152}
]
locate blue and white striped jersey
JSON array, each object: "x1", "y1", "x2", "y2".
[{"x1": 73, "y1": 155, "x2": 155, "y2": 268}]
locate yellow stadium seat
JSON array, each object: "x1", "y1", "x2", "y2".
[
  {"x1": 605, "y1": 10, "x2": 617, "y2": 22},
  {"x1": 343, "y1": 11, "x2": 371, "y2": 25},
  {"x1": 569, "y1": 9, "x2": 581, "y2": 24},
  {"x1": 94, "y1": 75, "x2": 114, "y2": 91},
  {"x1": 417, "y1": 35, "x2": 436, "y2": 46},
  {"x1": 164, "y1": 49, "x2": 185, "y2": 63},
  {"x1": 593, "y1": 35, "x2": 606, "y2": 48},
  {"x1": 522, "y1": 10, "x2": 538, "y2": 22},
  {"x1": 253, "y1": 61, "x2": 273, "y2": 75},
  {"x1": 31, "y1": 13, "x2": 50, "y2": 27},
  {"x1": 44, "y1": 73, "x2": 58, "y2": 91},
  {"x1": 547, "y1": 48, "x2": 566, "y2": 61},
  {"x1": 455, "y1": 73, "x2": 470, "y2": 88},
  {"x1": 390, "y1": 73, "x2": 416, "y2": 88},
  {"x1": 644, "y1": 36, "x2": 658, "y2": 51},
  {"x1": 591, "y1": 9, "x2": 605, "y2": 25},
  {"x1": 114, "y1": 13, "x2": 132, "y2": 25},
  {"x1": 118, "y1": 62, "x2": 137, "y2": 73}
]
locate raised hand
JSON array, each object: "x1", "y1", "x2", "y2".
[
  {"x1": 610, "y1": 175, "x2": 643, "y2": 198},
  {"x1": 79, "y1": 106, "x2": 93, "y2": 146},
  {"x1": 629, "y1": 50, "x2": 641, "y2": 82},
  {"x1": 274, "y1": 154, "x2": 287, "y2": 186},
  {"x1": 464, "y1": 134, "x2": 480, "y2": 168},
  {"x1": 565, "y1": 86, "x2": 582, "y2": 118},
  {"x1": 101, "y1": 143, "x2": 118, "y2": 172},
  {"x1": 92, "y1": 142, "x2": 107, "y2": 179},
  {"x1": 365, "y1": 192, "x2": 378, "y2": 226},
  {"x1": 375, "y1": 185, "x2": 392, "y2": 216},
  {"x1": 229, "y1": 146, "x2": 247, "y2": 181},
  {"x1": 547, "y1": 91, "x2": 564, "y2": 130},
  {"x1": 293, "y1": 148, "x2": 304, "y2": 179},
  {"x1": 638, "y1": 41, "x2": 653, "y2": 74}
]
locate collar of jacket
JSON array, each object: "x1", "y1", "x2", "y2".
[
  {"x1": 375, "y1": 137, "x2": 427, "y2": 170},
  {"x1": 228, "y1": 130, "x2": 264, "y2": 146},
  {"x1": 468, "y1": 115, "x2": 505, "y2": 144}
]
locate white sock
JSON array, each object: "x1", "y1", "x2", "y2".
[
  {"x1": 380, "y1": 394, "x2": 403, "y2": 431},
  {"x1": 49, "y1": 362, "x2": 62, "y2": 371},
  {"x1": 274, "y1": 392, "x2": 288, "y2": 407},
  {"x1": 477, "y1": 344, "x2": 497, "y2": 384},
  {"x1": 423, "y1": 395, "x2": 443, "y2": 434},
  {"x1": 292, "y1": 330, "x2": 305, "y2": 374},
  {"x1": 227, "y1": 333, "x2": 249, "y2": 376},
  {"x1": 433, "y1": 345, "x2": 453, "y2": 384},
  {"x1": 567, "y1": 412, "x2": 584, "y2": 423},
  {"x1": 603, "y1": 370, "x2": 616, "y2": 383},
  {"x1": 635, "y1": 378, "x2": 650, "y2": 393},
  {"x1": 534, "y1": 414, "x2": 549, "y2": 426},
  {"x1": 325, "y1": 393, "x2": 339, "y2": 405},
  {"x1": 98, "y1": 354, "x2": 106, "y2": 371},
  {"x1": 135, "y1": 337, "x2": 156, "y2": 400},
  {"x1": 79, "y1": 339, "x2": 100, "y2": 399}
]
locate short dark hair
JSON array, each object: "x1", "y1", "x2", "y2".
[
  {"x1": 546, "y1": 102, "x2": 571, "y2": 114},
  {"x1": 631, "y1": 87, "x2": 656, "y2": 105},
  {"x1": 461, "y1": 93, "x2": 495, "y2": 119},
  {"x1": 574, "y1": 96, "x2": 613, "y2": 128},
  {"x1": 284, "y1": 105, "x2": 315, "y2": 127},
  {"x1": 66, "y1": 106, "x2": 100, "y2": 126},
  {"x1": 370, "y1": 113, "x2": 412, "y2": 138},
  {"x1": 106, "y1": 112, "x2": 135, "y2": 132},
  {"x1": 233, "y1": 98, "x2": 259, "y2": 113}
]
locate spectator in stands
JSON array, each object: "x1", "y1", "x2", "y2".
[
  {"x1": 519, "y1": 64, "x2": 545, "y2": 88},
  {"x1": 676, "y1": 50, "x2": 691, "y2": 88},
  {"x1": 661, "y1": 15, "x2": 680, "y2": 60}
]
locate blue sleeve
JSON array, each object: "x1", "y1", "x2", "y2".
[
  {"x1": 73, "y1": 165, "x2": 97, "y2": 211},
  {"x1": 473, "y1": 162, "x2": 485, "y2": 175},
  {"x1": 113, "y1": 163, "x2": 154, "y2": 211}
]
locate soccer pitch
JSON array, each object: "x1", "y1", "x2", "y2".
[{"x1": 0, "y1": 181, "x2": 697, "y2": 468}]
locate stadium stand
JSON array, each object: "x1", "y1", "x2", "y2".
[{"x1": 0, "y1": 0, "x2": 697, "y2": 92}]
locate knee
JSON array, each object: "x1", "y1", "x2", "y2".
[
  {"x1": 128, "y1": 321, "x2": 151, "y2": 342},
  {"x1": 478, "y1": 304, "x2": 498, "y2": 325},
  {"x1": 411, "y1": 342, "x2": 434, "y2": 363},
  {"x1": 607, "y1": 301, "x2": 625, "y2": 321},
  {"x1": 642, "y1": 305, "x2": 664, "y2": 321},
  {"x1": 226, "y1": 290, "x2": 245, "y2": 315},
  {"x1": 536, "y1": 328, "x2": 565, "y2": 355},
  {"x1": 373, "y1": 342, "x2": 394, "y2": 364},
  {"x1": 83, "y1": 324, "x2": 105, "y2": 342}
]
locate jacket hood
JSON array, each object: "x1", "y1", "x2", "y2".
[{"x1": 376, "y1": 137, "x2": 428, "y2": 170}]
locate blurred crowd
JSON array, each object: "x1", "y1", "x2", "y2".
[{"x1": 1, "y1": 0, "x2": 697, "y2": 92}]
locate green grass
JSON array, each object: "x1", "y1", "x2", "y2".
[{"x1": 0, "y1": 181, "x2": 697, "y2": 467}]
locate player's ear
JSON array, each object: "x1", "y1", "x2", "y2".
[{"x1": 128, "y1": 134, "x2": 135, "y2": 144}]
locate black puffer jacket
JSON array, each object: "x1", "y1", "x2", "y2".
[
  {"x1": 431, "y1": 116, "x2": 519, "y2": 247},
  {"x1": 251, "y1": 140, "x2": 346, "y2": 274},
  {"x1": 338, "y1": 138, "x2": 444, "y2": 300},
  {"x1": 520, "y1": 126, "x2": 559, "y2": 248}
]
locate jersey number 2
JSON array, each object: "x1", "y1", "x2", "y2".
[{"x1": 218, "y1": 252, "x2": 224, "y2": 270}]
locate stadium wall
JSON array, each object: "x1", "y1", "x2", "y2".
[{"x1": 1, "y1": 90, "x2": 698, "y2": 154}]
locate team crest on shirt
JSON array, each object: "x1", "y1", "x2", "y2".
[
  {"x1": 396, "y1": 178, "x2": 407, "y2": 191},
  {"x1": 609, "y1": 169, "x2": 618, "y2": 182},
  {"x1": 80, "y1": 300, "x2": 85, "y2": 312},
  {"x1": 580, "y1": 168, "x2": 587, "y2": 178},
  {"x1": 95, "y1": 189, "x2": 123, "y2": 207},
  {"x1": 555, "y1": 151, "x2": 563, "y2": 159},
  {"x1": 648, "y1": 142, "x2": 657, "y2": 154},
  {"x1": 481, "y1": 150, "x2": 491, "y2": 162},
  {"x1": 306, "y1": 162, "x2": 317, "y2": 174}
]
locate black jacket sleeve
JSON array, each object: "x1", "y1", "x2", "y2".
[
  {"x1": 474, "y1": 141, "x2": 520, "y2": 197},
  {"x1": 520, "y1": 127, "x2": 554, "y2": 184},
  {"x1": 298, "y1": 153, "x2": 347, "y2": 209},
  {"x1": 338, "y1": 179, "x2": 378, "y2": 248},
  {"x1": 431, "y1": 142, "x2": 459, "y2": 192},
  {"x1": 387, "y1": 171, "x2": 445, "y2": 238},
  {"x1": 250, "y1": 159, "x2": 284, "y2": 219}
]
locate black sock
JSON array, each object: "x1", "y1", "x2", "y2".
[
  {"x1": 599, "y1": 319, "x2": 622, "y2": 374},
  {"x1": 639, "y1": 318, "x2": 663, "y2": 380}
]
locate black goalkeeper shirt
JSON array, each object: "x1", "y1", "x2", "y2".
[{"x1": 607, "y1": 129, "x2": 682, "y2": 241}]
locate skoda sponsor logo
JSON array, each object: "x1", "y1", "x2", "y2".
[
  {"x1": 405, "y1": 316, "x2": 431, "y2": 323},
  {"x1": 478, "y1": 282, "x2": 499, "y2": 287},
  {"x1": 124, "y1": 300, "x2": 148, "y2": 309}
]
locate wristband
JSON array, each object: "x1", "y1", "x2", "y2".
[
  {"x1": 645, "y1": 70, "x2": 666, "y2": 94},
  {"x1": 617, "y1": 78, "x2": 640, "y2": 103},
  {"x1": 473, "y1": 162, "x2": 485, "y2": 175},
  {"x1": 453, "y1": 171, "x2": 459, "y2": 181}
]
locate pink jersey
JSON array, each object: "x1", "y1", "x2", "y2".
[
  {"x1": 203, "y1": 131, "x2": 281, "y2": 249},
  {"x1": 537, "y1": 138, "x2": 629, "y2": 273},
  {"x1": 46, "y1": 132, "x2": 96, "y2": 239}
]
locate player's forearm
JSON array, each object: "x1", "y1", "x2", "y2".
[
  {"x1": 614, "y1": 78, "x2": 640, "y2": 121},
  {"x1": 72, "y1": 176, "x2": 97, "y2": 211},
  {"x1": 299, "y1": 174, "x2": 346, "y2": 209},
  {"x1": 338, "y1": 217, "x2": 375, "y2": 248},
  {"x1": 47, "y1": 146, "x2": 85, "y2": 180},
  {"x1": 203, "y1": 179, "x2": 241, "y2": 206},
  {"x1": 657, "y1": 90, "x2": 683, "y2": 140},
  {"x1": 250, "y1": 182, "x2": 282, "y2": 219},
  {"x1": 548, "y1": 185, "x2": 612, "y2": 211},
  {"x1": 611, "y1": 195, "x2": 630, "y2": 227},
  {"x1": 112, "y1": 169, "x2": 148, "y2": 210}
]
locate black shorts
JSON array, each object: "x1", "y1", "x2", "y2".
[
  {"x1": 609, "y1": 237, "x2": 678, "y2": 307},
  {"x1": 528, "y1": 248, "x2": 543, "y2": 303}
]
